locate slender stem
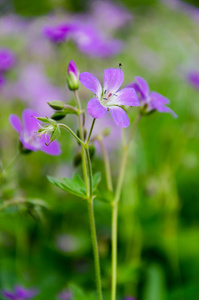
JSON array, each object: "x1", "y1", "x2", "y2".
[
  {"x1": 111, "y1": 113, "x2": 142, "y2": 300},
  {"x1": 74, "y1": 91, "x2": 102, "y2": 299},
  {"x1": 98, "y1": 138, "x2": 113, "y2": 192},
  {"x1": 85, "y1": 139, "x2": 102, "y2": 300},
  {"x1": 86, "y1": 118, "x2": 96, "y2": 145},
  {"x1": 1, "y1": 151, "x2": 20, "y2": 176},
  {"x1": 85, "y1": 147, "x2": 93, "y2": 199},
  {"x1": 127, "y1": 113, "x2": 142, "y2": 147},
  {"x1": 74, "y1": 90, "x2": 89, "y2": 196},
  {"x1": 87, "y1": 199, "x2": 102, "y2": 300},
  {"x1": 58, "y1": 123, "x2": 85, "y2": 146}
]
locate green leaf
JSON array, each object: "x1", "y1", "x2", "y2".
[
  {"x1": 92, "y1": 172, "x2": 101, "y2": 192},
  {"x1": 48, "y1": 100, "x2": 64, "y2": 110},
  {"x1": 47, "y1": 173, "x2": 86, "y2": 199}
]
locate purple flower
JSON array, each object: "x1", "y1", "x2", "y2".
[
  {"x1": 186, "y1": 71, "x2": 199, "y2": 90},
  {"x1": 70, "y1": 22, "x2": 123, "y2": 58},
  {"x1": 9, "y1": 108, "x2": 61, "y2": 155},
  {"x1": 124, "y1": 297, "x2": 136, "y2": 300},
  {"x1": 79, "y1": 68, "x2": 139, "y2": 128},
  {"x1": 91, "y1": 1, "x2": 132, "y2": 32},
  {"x1": 2, "y1": 285, "x2": 38, "y2": 299},
  {"x1": 57, "y1": 289, "x2": 72, "y2": 300},
  {"x1": 67, "y1": 60, "x2": 79, "y2": 90},
  {"x1": 0, "y1": 48, "x2": 15, "y2": 73},
  {"x1": 127, "y1": 76, "x2": 177, "y2": 118},
  {"x1": 43, "y1": 24, "x2": 70, "y2": 43}
]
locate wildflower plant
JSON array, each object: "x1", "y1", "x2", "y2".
[{"x1": 31, "y1": 60, "x2": 176, "y2": 300}]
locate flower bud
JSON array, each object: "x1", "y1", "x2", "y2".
[{"x1": 66, "y1": 60, "x2": 79, "y2": 91}]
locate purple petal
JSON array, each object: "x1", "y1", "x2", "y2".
[
  {"x1": 150, "y1": 100, "x2": 177, "y2": 118},
  {"x1": 135, "y1": 76, "x2": 150, "y2": 98},
  {"x1": 67, "y1": 60, "x2": 78, "y2": 76},
  {"x1": 79, "y1": 72, "x2": 102, "y2": 98},
  {"x1": 109, "y1": 106, "x2": 129, "y2": 128},
  {"x1": 103, "y1": 68, "x2": 124, "y2": 94},
  {"x1": 15, "y1": 286, "x2": 38, "y2": 298},
  {"x1": 2, "y1": 291, "x2": 15, "y2": 299},
  {"x1": 22, "y1": 109, "x2": 39, "y2": 136},
  {"x1": 151, "y1": 91, "x2": 170, "y2": 105},
  {"x1": 110, "y1": 88, "x2": 140, "y2": 107},
  {"x1": 39, "y1": 135, "x2": 61, "y2": 156},
  {"x1": 9, "y1": 114, "x2": 22, "y2": 133},
  {"x1": 87, "y1": 97, "x2": 107, "y2": 118}
]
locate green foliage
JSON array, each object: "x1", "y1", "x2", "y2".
[{"x1": 48, "y1": 173, "x2": 87, "y2": 198}]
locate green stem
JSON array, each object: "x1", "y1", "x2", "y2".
[
  {"x1": 74, "y1": 91, "x2": 102, "y2": 299},
  {"x1": 74, "y1": 90, "x2": 89, "y2": 196},
  {"x1": 86, "y1": 118, "x2": 96, "y2": 146},
  {"x1": 111, "y1": 113, "x2": 142, "y2": 300},
  {"x1": 98, "y1": 138, "x2": 113, "y2": 192},
  {"x1": 87, "y1": 199, "x2": 103, "y2": 300},
  {"x1": 85, "y1": 147, "x2": 93, "y2": 199},
  {"x1": 58, "y1": 123, "x2": 85, "y2": 147},
  {"x1": 1, "y1": 151, "x2": 20, "y2": 177}
]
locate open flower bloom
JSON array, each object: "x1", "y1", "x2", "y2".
[
  {"x1": 2, "y1": 285, "x2": 38, "y2": 299},
  {"x1": 9, "y1": 109, "x2": 61, "y2": 155},
  {"x1": 127, "y1": 76, "x2": 177, "y2": 118},
  {"x1": 79, "y1": 68, "x2": 139, "y2": 128}
]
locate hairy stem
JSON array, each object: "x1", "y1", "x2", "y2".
[{"x1": 58, "y1": 123, "x2": 85, "y2": 146}]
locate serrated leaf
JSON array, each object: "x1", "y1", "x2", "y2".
[
  {"x1": 48, "y1": 174, "x2": 86, "y2": 199},
  {"x1": 62, "y1": 174, "x2": 86, "y2": 197},
  {"x1": 92, "y1": 172, "x2": 101, "y2": 192}
]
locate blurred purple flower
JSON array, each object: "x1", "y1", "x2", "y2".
[
  {"x1": 80, "y1": 68, "x2": 139, "y2": 127},
  {"x1": 70, "y1": 22, "x2": 123, "y2": 57},
  {"x1": 127, "y1": 76, "x2": 177, "y2": 118},
  {"x1": 9, "y1": 108, "x2": 61, "y2": 155},
  {"x1": 161, "y1": 0, "x2": 199, "y2": 22},
  {"x1": 12, "y1": 64, "x2": 65, "y2": 115},
  {"x1": 2, "y1": 285, "x2": 38, "y2": 299},
  {"x1": 186, "y1": 71, "x2": 199, "y2": 90},
  {"x1": 0, "y1": 73, "x2": 5, "y2": 89},
  {"x1": 91, "y1": 1, "x2": 132, "y2": 32},
  {"x1": 0, "y1": 48, "x2": 15, "y2": 73},
  {"x1": 57, "y1": 289, "x2": 72, "y2": 300},
  {"x1": 43, "y1": 24, "x2": 71, "y2": 43},
  {"x1": 0, "y1": 14, "x2": 27, "y2": 37}
]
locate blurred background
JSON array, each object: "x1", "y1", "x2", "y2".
[{"x1": 0, "y1": 0, "x2": 199, "y2": 299}]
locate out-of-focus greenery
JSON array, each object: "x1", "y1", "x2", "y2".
[{"x1": 0, "y1": 1, "x2": 199, "y2": 300}]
